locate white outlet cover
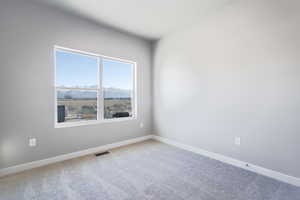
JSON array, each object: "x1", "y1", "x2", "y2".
[
  {"x1": 235, "y1": 137, "x2": 241, "y2": 146},
  {"x1": 140, "y1": 123, "x2": 144, "y2": 128},
  {"x1": 29, "y1": 138, "x2": 37, "y2": 147}
]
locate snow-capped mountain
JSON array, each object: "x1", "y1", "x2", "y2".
[{"x1": 57, "y1": 88, "x2": 131, "y2": 99}]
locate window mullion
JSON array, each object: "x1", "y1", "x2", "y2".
[
  {"x1": 98, "y1": 57, "x2": 104, "y2": 121},
  {"x1": 132, "y1": 63, "x2": 137, "y2": 119}
]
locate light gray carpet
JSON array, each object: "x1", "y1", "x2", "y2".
[{"x1": 0, "y1": 140, "x2": 299, "y2": 200}]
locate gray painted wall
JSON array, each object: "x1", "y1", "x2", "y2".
[
  {"x1": 153, "y1": 0, "x2": 300, "y2": 178},
  {"x1": 0, "y1": 0, "x2": 152, "y2": 169}
]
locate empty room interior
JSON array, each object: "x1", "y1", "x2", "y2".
[{"x1": 1, "y1": 0, "x2": 300, "y2": 199}]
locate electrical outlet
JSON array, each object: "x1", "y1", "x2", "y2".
[
  {"x1": 140, "y1": 122, "x2": 144, "y2": 128},
  {"x1": 29, "y1": 138, "x2": 37, "y2": 147},
  {"x1": 235, "y1": 137, "x2": 241, "y2": 146}
]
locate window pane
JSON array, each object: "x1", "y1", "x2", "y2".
[
  {"x1": 56, "y1": 50, "x2": 98, "y2": 88},
  {"x1": 57, "y1": 90, "x2": 97, "y2": 123},
  {"x1": 102, "y1": 59, "x2": 134, "y2": 119}
]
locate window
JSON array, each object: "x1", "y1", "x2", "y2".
[
  {"x1": 103, "y1": 59, "x2": 134, "y2": 119},
  {"x1": 55, "y1": 47, "x2": 136, "y2": 127}
]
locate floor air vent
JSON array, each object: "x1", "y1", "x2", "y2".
[{"x1": 95, "y1": 151, "x2": 110, "y2": 157}]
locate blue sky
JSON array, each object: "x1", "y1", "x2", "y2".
[{"x1": 56, "y1": 51, "x2": 133, "y2": 90}]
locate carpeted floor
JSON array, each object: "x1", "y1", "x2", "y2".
[{"x1": 0, "y1": 140, "x2": 299, "y2": 200}]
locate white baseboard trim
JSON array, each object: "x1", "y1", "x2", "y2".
[
  {"x1": 152, "y1": 135, "x2": 300, "y2": 187},
  {"x1": 2, "y1": 134, "x2": 299, "y2": 187},
  {"x1": 0, "y1": 135, "x2": 153, "y2": 178}
]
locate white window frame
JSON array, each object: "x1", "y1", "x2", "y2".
[{"x1": 54, "y1": 46, "x2": 137, "y2": 128}]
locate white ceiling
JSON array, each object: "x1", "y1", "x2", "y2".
[{"x1": 38, "y1": 0, "x2": 232, "y2": 40}]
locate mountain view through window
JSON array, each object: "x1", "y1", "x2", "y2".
[{"x1": 55, "y1": 48, "x2": 135, "y2": 126}]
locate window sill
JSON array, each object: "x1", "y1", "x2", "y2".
[{"x1": 55, "y1": 117, "x2": 136, "y2": 128}]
